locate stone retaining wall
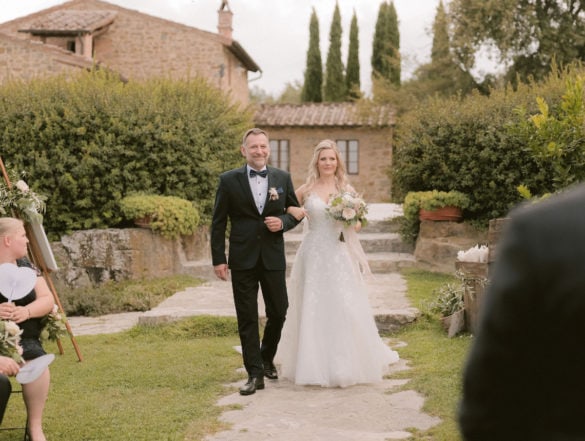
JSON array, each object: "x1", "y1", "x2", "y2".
[{"x1": 49, "y1": 226, "x2": 212, "y2": 291}]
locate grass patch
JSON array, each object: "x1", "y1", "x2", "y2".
[
  {"x1": 392, "y1": 268, "x2": 473, "y2": 440},
  {"x1": 59, "y1": 275, "x2": 204, "y2": 316},
  {"x1": 0, "y1": 270, "x2": 473, "y2": 440},
  {"x1": 0, "y1": 316, "x2": 242, "y2": 441}
]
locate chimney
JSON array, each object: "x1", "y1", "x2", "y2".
[{"x1": 217, "y1": 0, "x2": 233, "y2": 42}]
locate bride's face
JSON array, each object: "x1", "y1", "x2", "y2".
[{"x1": 317, "y1": 148, "x2": 337, "y2": 177}]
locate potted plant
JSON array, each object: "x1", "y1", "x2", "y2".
[
  {"x1": 431, "y1": 281, "x2": 466, "y2": 338},
  {"x1": 416, "y1": 190, "x2": 470, "y2": 221},
  {"x1": 119, "y1": 193, "x2": 200, "y2": 239},
  {"x1": 399, "y1": 190, "x2": 470, "y2": 245}
]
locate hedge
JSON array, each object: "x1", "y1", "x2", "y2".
[
  {"x1": 0, "y1": 71, "x2": 251, "y2": 238},
  {"x1": 391, "y1": 65, "x2": 585, "y2": 224}
]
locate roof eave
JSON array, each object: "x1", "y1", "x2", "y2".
[{"x1": 227, "y1": 40, "x2": 261, "y2": 73}]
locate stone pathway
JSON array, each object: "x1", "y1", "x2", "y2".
[{"x1": 66, "y1": 203, "x2": 442, "y2": 440}]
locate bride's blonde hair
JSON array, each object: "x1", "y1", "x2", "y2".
[{"x1": 303, "y1": 139, "x2": 350, "y2": 192}]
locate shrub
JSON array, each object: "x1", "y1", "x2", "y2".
[
  {"x1": 391, "y1": 65, "x2": 583, "y2": 224},
  {"x1": 0, "y1": 70, "x2": 250, "y2": 238},
  {"x1": 430, "y1": 281, "x2": 465, "y2": 317},
  {"x1": 120, "y1": 193, "x2": 200, "y2": 239}
]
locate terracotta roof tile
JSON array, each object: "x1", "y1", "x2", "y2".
[
  {"x1": 254, "y1": 103, "x2": 394, "y2": 128},
  {"x1": 21, "y1": 10, "x2": 117, "y2": 34}
]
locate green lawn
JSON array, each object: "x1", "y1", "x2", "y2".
[{"x1": 0, "y1": 269, "x2": 473, "y2": 440}]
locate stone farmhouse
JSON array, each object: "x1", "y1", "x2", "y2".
[
  {"x1": 0, "y1": 0, "x2": 259, "y2": 105},
  {"x1": 256, "y1": 102, "x2": 395, "y2": 202},
  {"x1": 0, "y1": 0, "x2": 395, "y2": 202}
]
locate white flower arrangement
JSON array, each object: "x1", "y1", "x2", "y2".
[
  {"x1": 0, "y1": 319, "x2": 24, "y2": 363},
  {"x1": 268, "y1": 187, "x2": 279, "y2": 201},
  {"x1": 40, "y1": 304, "x2": 67, "y2": 343},
  {"x1": 326, "y1": 191, "x2": 368, "y2": 227},
  {"x1": 0, "y1": 169, "x2": 46, "y2": 223},
  {"x1": 457, "y1": 244, "x2": 489, "y2": 263}
]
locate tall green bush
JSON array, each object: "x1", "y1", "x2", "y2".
[
  {"x1": 0, "y1": 71, "x2": 251, "y2": 237},
  {"x1": 391, "y1": 66, "x2": 583, "y2": 223},
  {"x1": 512, "y1": 75, "x2": 585, "y2": 193}
]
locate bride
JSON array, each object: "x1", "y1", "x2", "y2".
[{"x1": 277, "y1": 139, "x2": 399, "y2": 388}]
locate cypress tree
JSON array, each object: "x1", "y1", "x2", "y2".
[
  {"x1": 345, "y1": 10, "x2": 361, "y2": 100},
  {"x1": 371, "y1": 2, "x2": 389, "y2": 82},
  {"x1": 387, "y1": 2, "x2": 401, "y2": 86},
  {"x1": 301, "y1": 8, "x2": 323, "y2": 102},
  {"x1": 323, "y1": 2, "x2": 346, "y2": 102},
  {"x1": 371, "y1": 1, "x2": 401, "y2": 95}
]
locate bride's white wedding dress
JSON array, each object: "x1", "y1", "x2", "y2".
[{"x1": 277, "y1": 193, "x2": 399, "y2": 387}]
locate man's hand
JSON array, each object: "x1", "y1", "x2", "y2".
[
  {"x1": 214, "y1": 264, "x2": 229, "y2": 281},
  {"x1": 264, "y1": 216, "x2": 283, "y2": 232}
]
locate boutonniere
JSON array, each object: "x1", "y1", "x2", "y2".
[{"x1": 269, "y1": 187, "x2": 279, "y2": 201}]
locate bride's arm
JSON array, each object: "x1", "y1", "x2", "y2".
[{"x1": 287, "y1": 186, "x2": 307, "y2": 221}]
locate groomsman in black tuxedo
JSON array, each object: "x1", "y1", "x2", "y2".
[
  {"x1": 211, "y1": 128, "x2": 301, "y2": 395},
  {"x1": 459, "y1": 183, "x2": 585, "y2": 440}
]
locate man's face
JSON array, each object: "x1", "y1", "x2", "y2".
[{"x1": 241, "y1": 133, "x2": 270, "y2": 170}]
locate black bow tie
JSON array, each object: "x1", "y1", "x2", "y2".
[{"x1": 249, "y1": 169, "x2": 268, "y2": 178}]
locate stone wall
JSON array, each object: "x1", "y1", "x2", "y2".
[
  {"x1": 49, "y1": 226, "x2": 213, "y2": 291},
  {"x1": 414, "y1": 220, "x2": 488, "y2": 274},
  {"x1": 267, "y1": 126, "x2": 393, "y2": 202},
  {"x1": 0, "y1": 34, "x2": 90, "y2": 82}
]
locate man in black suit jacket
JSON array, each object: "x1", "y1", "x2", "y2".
[
  {"x1": 459, "y1": 183, "x2": 585, "y2": 440},
  {"x1": 211, "y1": 128, "x2": 301, "y2": 395}
]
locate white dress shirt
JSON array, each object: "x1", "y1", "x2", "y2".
[{"x1": 247, "y1": 165, "x2": 268, "y2": 214}]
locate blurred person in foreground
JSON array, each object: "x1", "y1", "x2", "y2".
[{"x1": 459, "y1": 183, "x2": 585, "y2": 441}]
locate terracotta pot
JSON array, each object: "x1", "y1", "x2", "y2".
[
  {"x1": 419, "y1": 206, "x2": 463, "y2": 221},
  {"x1": 440, "y1": 308, "x2": 466, "y2": 338}
]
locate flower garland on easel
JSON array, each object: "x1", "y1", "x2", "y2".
[
  {"x1": 0, "y1": 156, "x2": 83, "y2": 361},
  {"x1": 0, "y1": 166, "x2": 46, "y2": 224}
]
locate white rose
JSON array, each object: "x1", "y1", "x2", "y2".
[
  {"x1": 16, "y1": 180, "x2": 29, "y2": 193},
  {"x1": 342, "y1": 207, "x2": 356, "y2": 220},
  {"x1": 5, "y1": 320, "x2": 22, "y2": 337}
]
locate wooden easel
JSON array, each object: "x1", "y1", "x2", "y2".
[{"x1": 0, "y1": 156, "x2": 83, "y2": 362}]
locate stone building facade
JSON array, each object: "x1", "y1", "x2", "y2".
[
  {"x1": 0, "y1": 32, "x2": 93, "y2": 80},
  {"x1": 0, "y1": 0, "x2": 259, "y2": 105},
  {"x1": 254, "y1": 102, "x2": 395, "y2": 202}
]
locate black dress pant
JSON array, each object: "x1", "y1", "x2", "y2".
[
  {"x1": 0, "y1": 375, "x2": 11, "y2": 425},
  {"x1": 231, "y1": 260, "x2": 288, "y2": 378}
]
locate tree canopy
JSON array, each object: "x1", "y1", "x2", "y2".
[{"x1": 449, "y1": 0, "x2": 585, "y2": 85}]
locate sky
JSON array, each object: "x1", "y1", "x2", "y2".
[{"x1": 0, "y1": 0, "x2": 442, "y2": 97}]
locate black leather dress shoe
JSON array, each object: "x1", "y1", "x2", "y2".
[
  {"x1": 239, "y1": 376, "x2": 265, "y2": 396},
  {"x1": 263, "y1": 361, "x2": 278, "y2": 380}
]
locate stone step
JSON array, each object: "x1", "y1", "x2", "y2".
[
  {"x1": 284, "y1": 231, "x2": 413, "y2": 254},
  {"x1": 286, "y1": 217, "x2": 402, "y2": 235},
  {"x1": 286, "y1": 251, "x2": 416, "y2": 275}
]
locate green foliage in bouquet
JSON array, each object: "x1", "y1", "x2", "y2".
[
  {"x1": 40, "y1": 305, "x2": 67, "y2": 343},
  {"x1": 0, "y1": 319, "x2": 24, "y2": 363}
]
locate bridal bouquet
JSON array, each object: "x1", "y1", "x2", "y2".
[
  {"x1": 0, "y1": 319, "x2": 24, "y2": 363},
  {"x1": 41, "y1": 304, "x2": 67, "y2": 343},
  {"x1": 326, "y1": 191, "x2": 368, "y2": 227}
]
